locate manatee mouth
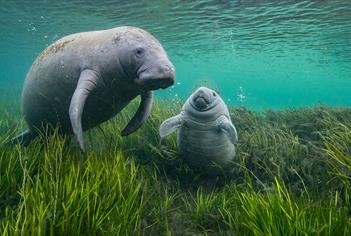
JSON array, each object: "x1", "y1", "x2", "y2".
[
  {"x1": 135, "y1": 66, "x2": 175, "y2": 90},
  {"x1": 141, "y1": 77, "x2": 174, "y2": 90},
  {"x1": 193, "y1": 96, "x2": 210, "y2": 110}
]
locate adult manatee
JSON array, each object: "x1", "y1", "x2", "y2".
[
  {"x1": 159, "y1": 87, "x2": 238, "y2": 173},
  {"x1": 14, "y1": 26, "x2": 175, "y2": 152}
]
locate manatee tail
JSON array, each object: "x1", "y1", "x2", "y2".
[{"x1": 11, "y1": 130, "x2": 38, "y2": 146}]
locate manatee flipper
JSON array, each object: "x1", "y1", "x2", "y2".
[
  {"x1": 159, "y1": 114, "x2": 183, "y2": 138},
  {"x1": 121, "y1": 90, "x2": 153, "y2": 136},
  {"x1": 69, "y1": 69, "x2": 100, "y2": 153},
  {"x1": 11, "y1": 130, "x2": 37, "y2": 146},
  {"x1": 218, "y1": 116, "x2": 238, "y2": 144}
]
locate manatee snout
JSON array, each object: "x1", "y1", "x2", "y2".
[
  {"x1": 136, "y1": 63, "x2": 175, "y2": 90},
  {"x1": 192, "y1": 87, "x2": 212, "y2": 110}
]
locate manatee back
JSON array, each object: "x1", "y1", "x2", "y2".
[
  {"x1": 21, "y1": 28, "x2": 128, "y2": 132},
  {"x1": 177, "y1": 118, "x2": 235, "y2": 171}
]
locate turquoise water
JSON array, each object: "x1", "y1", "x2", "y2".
[{"x1": 1, "y1": 0, "x2": 350, "y2": 109}]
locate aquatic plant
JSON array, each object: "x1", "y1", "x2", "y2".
[
  {"x1": 322, "y1": 122, "x2": 351, "y2": 194},
  {"x1": 0, "y1": 98, "x2": 350, "y2": 235}
]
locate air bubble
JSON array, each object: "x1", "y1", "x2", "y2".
[
  {"x1": 60, "y1": 59, "x2": 65, "y2": 68},
  {"x1": 52, "y1": 34, "x2": 59, "y2": 42},
  {"x1": 237, "y1": 86, "x2": 246, "y2": 103}
]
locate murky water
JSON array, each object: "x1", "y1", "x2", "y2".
[{"x1": 1, "y1": 0, "x2": 350, "y2": 109}]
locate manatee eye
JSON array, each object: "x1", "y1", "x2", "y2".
[
  {"x1": 213, "y1": 92, "x2": 217, "y2": 97},
  {"x1": 135, "y1": 47, "x2": 145, "y2": 58}
]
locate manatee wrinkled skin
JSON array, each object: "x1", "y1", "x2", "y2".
[
  {"x1": 159, "y1": 87, "x2": 238, "y2": 173},
  {"x1": 14, "y1": 26, "x2": 175, "y2": 152}
]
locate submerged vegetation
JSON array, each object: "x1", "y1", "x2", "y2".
[{"x1": 0, "y1": 98, "x2": 351, "y2": 235}]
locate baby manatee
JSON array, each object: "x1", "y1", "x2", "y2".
[{"x1": 159, "y1": 87, "x2": 238, "y2": 173}]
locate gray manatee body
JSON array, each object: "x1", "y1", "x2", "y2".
[
  {"x1": 159, "y1": 87, "x2": 238, "y2": 173},
  {"x1": 15, "y1": 26, "x2": 175, "y2": 152}
]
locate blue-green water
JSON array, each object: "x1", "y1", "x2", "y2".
[{"x1": 1, "y1": 0, "x2": 350, "y2": 109}]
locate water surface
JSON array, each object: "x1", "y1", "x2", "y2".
[{"x1": 1, "y1": 0, "x2": 350, "y2": 109}]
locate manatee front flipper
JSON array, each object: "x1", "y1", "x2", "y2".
[
  {"x1": 159, "y1": 113, "x2": 183, "y2": 138},
  {"x1": 69, "y1": 69, "x2": 100, "y2": 153},
  {"x1": 121, "y1": 90, "x2": 153, "y2": 136},
  {"x1": 217, "y1": 116, "x2": 238, "y2": 144},
  {"x1": 11, "y1": 130, "x2": 37, "y2": 146}
]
